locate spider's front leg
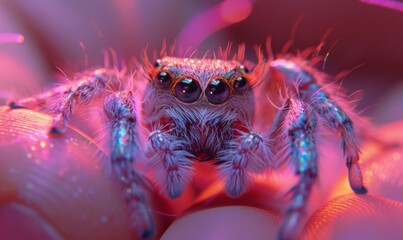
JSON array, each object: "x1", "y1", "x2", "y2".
[
  {"x1": 274, "y1": 99, "x2": 318, "y2": 240},
  {"x1": 267, "y1": 57, "x2": 367, "y2": 239},
  {"x1": 270, "y1": 58, "x2": 367, "y2": 193},
  {"x1": 145, "y1": 126, "x2": 195, "y2": 198},
  {"x1": 217, "y1": 126, "x2": 273, "y2": 197},
  {"x1": 103, "y1": 91, "x2": 154, "y2": 238}
]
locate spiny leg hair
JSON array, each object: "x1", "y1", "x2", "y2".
[
  {"x1": 10, "y1": 68, "x2": 122, "y2": 135},
  {"x1": 270, "y1": 58, "x2": 367, "y2": 194},
  {"x1": 217, "y1": 130, "x2": 273, "y2": 197},
  {"x1": 145, "y1": 129, "x2": 195, "y2": 199},
  {"x1": 275, "y1": 99, "x2": 318, "y2": 240}
]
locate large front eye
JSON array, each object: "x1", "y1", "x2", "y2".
[
  {"x1": 174, "y1": 77, "x2": 201, "y2": 103},
  {"x1": 206, "y1": 79, "x2": 230, "y2": 105},
  {"x1": 156, "y1": 71, "x2": 172, "y2": 89}
]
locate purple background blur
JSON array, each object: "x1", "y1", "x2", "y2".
[{"x1": 1, "y1": 0, "x2": 402, "y2": 123}]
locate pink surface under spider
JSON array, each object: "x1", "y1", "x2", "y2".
[{"x1": 8, "y1": 43, "x2": 368, "y2": 240}]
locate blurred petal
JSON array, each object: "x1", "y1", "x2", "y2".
[
  {"x1": 161, "y1": 206, "x2": 279, "y2": 240},
  {"x1": 0, "y1": 107, "x2": 133, "y2": 239},
  {"x1": 302, "y1": 194, "x2": 403, "y2": 240}
]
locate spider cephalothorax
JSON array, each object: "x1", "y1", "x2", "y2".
[
  {"x1": 8, "y1": 46, "x2": 367, "y2": 240},
  {"x1": 140, "y1": 56, "x2": 273, "y2": 200}
]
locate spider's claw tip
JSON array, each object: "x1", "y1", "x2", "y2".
[
  {"x1": 349, "y1": 177, "x2": 367, "y2": 194},
  {"x1": 277, "y1": 227, "x2": 296, "y2": 240},
  {"x1": 49, "y1": 127, "x2": 65, "y2": 136},
  {"x1": 139, "y1": 219, "x2": 155, "y2": 239},
  {"x1": 140, "y1": 227, "x2": 155, "y2": 239},
  {"x1": 352, "y1": 185, "x2": 368, "y2": 194},
  {"x1": 167, "y1": 188, "x2": 182, "y2": 199},
  {"x1": 347, "y1": 162, "x2": 367, "y2": 194},
  {"x1": 8, "y1": 102, "x2": 26, "y2": 109}
]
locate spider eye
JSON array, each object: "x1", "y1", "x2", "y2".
[
  {"x1": 174, "y1": 77, "x2": 201, "y2": 103},
  {"x1": 156, "y1": 71, "x2": 172, "y2": 89},
  {"x1": 234, "y1": 65, "x2": 249, "y2": 74},
  {"x1": 206, "y1": 79, "x2": 230, "y2": 105},
  {"x1": 240, "y1": 65, "x2": 249, "y2": 73},
  {"x1": 154, "y1": 59, "x2": 162, "y2": 68},
  {"x1": 233, "y1": 76, "x2": 248, "y2": 94}
]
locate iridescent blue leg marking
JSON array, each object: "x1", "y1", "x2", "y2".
[
  {"x1": 217, "y1": 131, "x2": 272, "y2": 197},
  {"x1": 104, "y1": 91, "x2": 154, "y2": 238},
  {"x1": 277, "y1": 99, "x2": 318, "y2": 240}
]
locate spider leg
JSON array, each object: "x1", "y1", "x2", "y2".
[
  {"x1": 104, "y1": 91, "x2": 154, "y2": 238},
  {"x1": 145, "y1": 129, "x2": 195, "y2": 198},
  {"x1": 10, "y1": 69, "x2": 121, "y2": 135},
  {"x1": 270, "y1": 58, "x2": 367, "y2": 194},
  {"x1": 310, "y1": 88, "x2": 367, "y2": 193},
  {"x1": 217, "y1": 129, "x2": 272, "y2": 197},
  {"x1": 276, "y1": 98, "x2": 318, "y2": 240}
]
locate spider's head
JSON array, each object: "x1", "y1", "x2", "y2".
[{"x1": 145, "y1": 57, "x2": 257, "y2": 107}]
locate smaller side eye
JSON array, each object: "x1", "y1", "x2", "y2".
[
  {"x1": 232, "y1": 76, "x2": 249, "y2": 94},
  {"x1": 206, "y1": 78, "x2": 230, "y2": 105},
  {"x1": 154, "y1": 59, "x2": 162, "y2": 68},
  {"x1": 239, "y1": 65, "x2": 249, "y2": 73},
  {"x1": 233, "y1": 65, "x2": 249, "y2": 74},
  {"x1": 155, "y1": 71, "x2": 173, "y2": 89}
]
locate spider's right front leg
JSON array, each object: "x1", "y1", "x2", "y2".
[{"x1": 269, "y1": 58, "x2": 367, "y2": 194}]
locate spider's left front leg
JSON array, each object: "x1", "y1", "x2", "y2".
[{"x1": 104, "y1": 91, "x2": 155, "y2": 238}]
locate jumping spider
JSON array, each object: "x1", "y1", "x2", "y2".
[{"x1": 9, "y1": 45, "x2": 367, "y2": 240}]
